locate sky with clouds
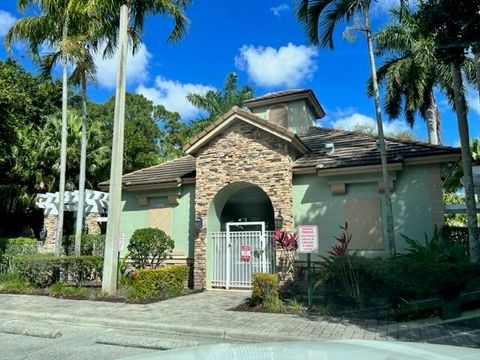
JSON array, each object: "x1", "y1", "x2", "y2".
[{"x1": 0, "y1": 0, "x2": 479, "y2": 146}]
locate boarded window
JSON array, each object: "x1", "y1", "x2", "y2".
[
  {"x1": 344, "y1": 198, "x2": 384, "y2": 250},
  {"x1": 147, "y1": 199, "x2": 172, "y2": 236},
  {"x1": 268, "y1": 104, "x2": 289, "y2": 128}
]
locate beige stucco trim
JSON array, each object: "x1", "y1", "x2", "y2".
[
  {"x1": 292, "y1": 167, "x2": 317, "y2": 174},
  {"x1": 403, "y1": 154, "x2": 460, "y2": 165},
  {"x1": 316, "y1": 163, "x2": 403, "y2": 176},
  {"x1": 124, "y1": 181, "x2": 180, "y2": 192}
]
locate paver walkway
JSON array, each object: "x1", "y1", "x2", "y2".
[{"x1": 1, "y1": 292, "x2": 479, "y2": 348}]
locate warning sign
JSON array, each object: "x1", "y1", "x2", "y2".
[
  {"x1": 241, "y1": 245, "x2": 251, "y2": 262},
  {"x1": 297, "y1": 225, "x2": 319, "y2": 253}
]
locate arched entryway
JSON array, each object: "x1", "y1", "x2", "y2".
[{"x1": 207, "y1": 182, "x2": 276, "y2": 289}]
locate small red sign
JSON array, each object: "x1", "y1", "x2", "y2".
[{"x1": 241, "y1": 245, "x2": 251, "y2": 262}]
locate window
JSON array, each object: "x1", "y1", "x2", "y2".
[
  {"x1": 344, "y1": 198, "x2": 384, "y2": 250},
  {"x1": 268, "y1": 104, "x2": 289, "y2": 128}
]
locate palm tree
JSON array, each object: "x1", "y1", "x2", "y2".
[
  {"x1": 372, "y1": 7, "x2": 477, "y2": 145},
  {"x1": 296, "y1": 0, "x2": 398, "y2": 254},
  {"x1": 417, "y1": 0, "x2": 480, "y2": 262},
  {"x1": 186, "y1": 72, "x2": 254, "y2": 130},
  {"x1": 6, "y1": 0, "x2": 84, "y2": 255},
  {"x1": 81, "y1": 0, "x2": 191, "y2": 294}
]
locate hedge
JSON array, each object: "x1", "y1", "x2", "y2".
[
  {"x1": 251, "y1": 273, "x2": 279, "y2": 306},
  {"x1": 126, "y1": 265, "x2": 188, "y2": 302},
  {"x1": 0, "y1": 237, "x2": 37, "y2": 273},
  {"x1": 63, "y1": 234, "x2": 105, "y2": 256},
  {"x1": 14, "y1": 254, "x2": 103, "y2": 287}
]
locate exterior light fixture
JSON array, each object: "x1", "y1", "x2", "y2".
[
  {"x1": 275, "y1": 211, "x2": 284, "y2": 230},
  {"x1": 195, "y1": 213, "x2": 203, "y2": 232}
]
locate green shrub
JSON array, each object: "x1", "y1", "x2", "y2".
[
  {"x1": 0, "y1": 237, "x2": 37, "y2": 273},
  {"x1": 251, "y1": 273, "x2": 279, "y2": 306},
  {"x1": 13, "y1": 254, "x2": 103, "y2": 287},
  {"x1": 127, "y1": 228, "x2": 174, "y2": 269},
  {"x1": 63, "y1": 234, "x2": 105, "y2": 256},
  {"x1": 0, "y1": 272, "x2": 36, "y2": 294},
  {"x1": 48, "y1": 282, "x2": 93, "y2": 298},
  {"x1": 264, "y1": 297, "x2": 285, "y2": 313},
  {"x1": 125, "y1": 265, "x2": 188, "y2": 302}
]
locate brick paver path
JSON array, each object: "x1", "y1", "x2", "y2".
[{"x1": 1, "y1": 292, "x2": 479, "y2": 348}]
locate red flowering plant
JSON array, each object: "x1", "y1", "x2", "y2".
[
  {"x1": 328, "y1": 222, "x2": 352, "y2": 258},
  {"x1": 272, "y1": 230, "x2": 298, "y2": 281}
]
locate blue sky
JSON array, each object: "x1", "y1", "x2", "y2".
[{"x1": 0, "y1": 0, "x2": 479, "y2": 146}]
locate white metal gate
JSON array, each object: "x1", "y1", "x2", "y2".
[{"x1": 211, "y1": 222, "x2": 275, "y2": 289}]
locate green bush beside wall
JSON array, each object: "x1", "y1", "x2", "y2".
[
  {"x1": 0, "y1": 237, "x2": 37, "y2": 273},
  {"x1": 251, "y1": 273, "x2": 280, "y2": 306}
]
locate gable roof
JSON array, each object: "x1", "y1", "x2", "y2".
[
  {"x1": 295, "y1": 126, "x2": 460, "y2": 172},
  {"x1": 184, "y1": 106, "x2": 310, "y2": 155},
  {"x1": 98, "y1": 156, "x2": 196, "y2": 191},
  {"x1": 244, "y1": 89, "x2": 325, "y2": 119}
]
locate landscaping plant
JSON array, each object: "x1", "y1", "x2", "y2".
[
  {"x1": 127, "y1": 228, "x2": 175, "y2": 269},
  {"x1": 250, "y1": 272, "x2": 280, "y2": 306},
  {"x1": 0, "y1": 237, "x2": 37, "y2": 273},
  {"x1": 272, "y1": 230, "x2": 298, "y2": 281}
]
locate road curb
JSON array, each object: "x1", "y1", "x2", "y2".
[
  {"x1": 0, "y1": 321, "x2": 62, "y2": 339},
  {"x1": 0, "y1": 309, "x2": 317, "y2": 343}
]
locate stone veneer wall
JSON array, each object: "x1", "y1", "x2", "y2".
[
  {"x1": 85, "y1": 212, "x2": 102, "y2": 235},
  {"x1": 42, "y1": 214, "x2": 57, "y2": 252},
  {"x1": 193, "y1": 121, "x2": 295, "y2": 289}
]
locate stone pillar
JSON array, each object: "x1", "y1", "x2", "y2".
[
  {"x1": 193, "y1": 228, "x2": 207, "y2": 289},
  {"x1": 85, "y1": 212, "x2": 101, "y2": 234},
  {"x1": 42, "y1": 214, "x2": 57, "y2": 253}
]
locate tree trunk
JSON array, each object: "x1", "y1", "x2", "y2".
[
  {"x1": 55, "y1": 14, "x2": 69, "y2": 256},
  {"x1": 74, "y1": 71, "x2": 88, "y2": 256},
  {"x1": 364, "y1": 8, "x2": 396, "y2": 255},
  {"x1": 451, "y1": 62, "x2": 480, "y2": 262},
  {"x1": 102, "y1": 4, "x2": 129, "y2": 295},
  {"x1": 425, "y1": 95, "x2": 440, "y2": 145}
]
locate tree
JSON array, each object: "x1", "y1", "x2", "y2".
[
  {"x1": 372, "y1": 6, "x2": 477, "y2": 145},
  {"x1": 186, "y1": 72, "x2": 254, "y2": 131},
  {"x1": 88, "y1": 93, "x2": 163, "y2": 174},
  {"x1": 296, "y1": 0, "x2": 398, "y2": 254},
  {"x1": 156, "y1": 105, "x2": 191, "y2": 162},
  {"x1": 417, "y1": 0, "x2": 480, "y2": 262}
]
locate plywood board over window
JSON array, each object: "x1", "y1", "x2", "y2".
[
  {"x1": 344, "y1": 198, "x2": 384, "y2": 250},
  {"x1": 147, "y1": 199, "x2": 172, "y2": 236}
]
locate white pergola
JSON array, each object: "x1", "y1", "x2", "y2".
[{"x1": 36, "y1": 190, "x2": 109, "y2": 216}]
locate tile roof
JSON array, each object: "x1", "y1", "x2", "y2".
[
  {"x1": 295, "y1": 126, "x2": 460, "y2": 169},
  {"x1": 99, "y1": 156, "x2": 196, "y2": 189},
  {"x1": 244, "y1": 89, "x2": 311, "y2": 103},
  {"x1": 106, "y1": 125, "x2": 460, "y2": 189}
]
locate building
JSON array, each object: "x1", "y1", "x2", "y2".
[{"x1": 99, "y1": 89, "x2": 460, "y2": 290}]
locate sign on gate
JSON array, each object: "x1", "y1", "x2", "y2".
[
  {"x1": 241, "y1": 245, "x2": 251, "y2": 262},
  {"x1": 297, "y1": 225, "x2": 319, "y2": 253}
]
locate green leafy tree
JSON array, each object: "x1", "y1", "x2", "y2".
[
  {"x1": 186, "y1": 72, "x2": 254, "y2": 131},
  {"x1": 296, "y1": 0, "x2": 402, "y2": 254},
  {"x1": 127, "y1": 228, "x2": 175, "y2": 269},
  {"x1": 372, "y1": 7, "x2": 468, "y2": 145},
  {"x1": 88, "y1": 93, "x2": 162, "y2": 174},
  {"x1": 417, "y1": 0, "x2": 480, "y2": 262}
]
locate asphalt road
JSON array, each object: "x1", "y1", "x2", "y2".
[{"x1": 0, "y1": 320, "x2": 224, "y2": 360}]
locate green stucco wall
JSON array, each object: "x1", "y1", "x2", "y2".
[
  {"x1": 292, "y1": 165, "x2": 438, "y2": 261},
  {"x1": 120, "y1": 185, "x2": 196, "y2": 257}
]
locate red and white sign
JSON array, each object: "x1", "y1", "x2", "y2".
[
  {"x1": 241, "y1": 245, "x2": 251, "y2": 262},
  {"x1": 297, "y1": 225, "x2": 319, "y2": 253}
]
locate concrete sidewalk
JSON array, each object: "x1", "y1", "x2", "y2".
[{"x1": 0, "y1": 292, "x2": 479, "y2": 348}]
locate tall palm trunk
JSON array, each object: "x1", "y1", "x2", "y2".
[
  {"x1": 55, "y1": 14, "x2": 69, "y2": 256},
  {"x1": 451, "y1": 62, "x2": 480, "y2": 262},
  {"x1": 425, "y1": 95, "x2": 440, "y2": 145},
  {"x1": 74, "y1": 70, "x2": 88, "y2": 256},
  {"x1": 364, "y1": 6, "x2": 396, "y2": 254}
]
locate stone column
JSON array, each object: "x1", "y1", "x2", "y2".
[
  {"x1": 85, "y1": 212, "x2": 101, "y2": 234},
  {"x1": 42, "y1": 214, "x2": 58, "y2": 253},
  {"x1": 193, "y1": 227, "x2": 207, "y2": 289}
]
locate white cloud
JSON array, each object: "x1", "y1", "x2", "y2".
[
  {"x1": 331, "y1": 111, "x2": 410, "y2": 135},
  {"x1": 136, "y1": 76, "x2": 214, "y2": 119},
  {"x1": 0, "y1": 10, "x2": 16, "y2": 37},
  {"x1": 235, "y1": 43, "x2": 318, "y2": 88},
  {"x1": 270, "y1": 4, "x2": 289, "y2": 17},
  {"x1": 94, "y1": 43, "x2": 151, "y2": 88}
]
